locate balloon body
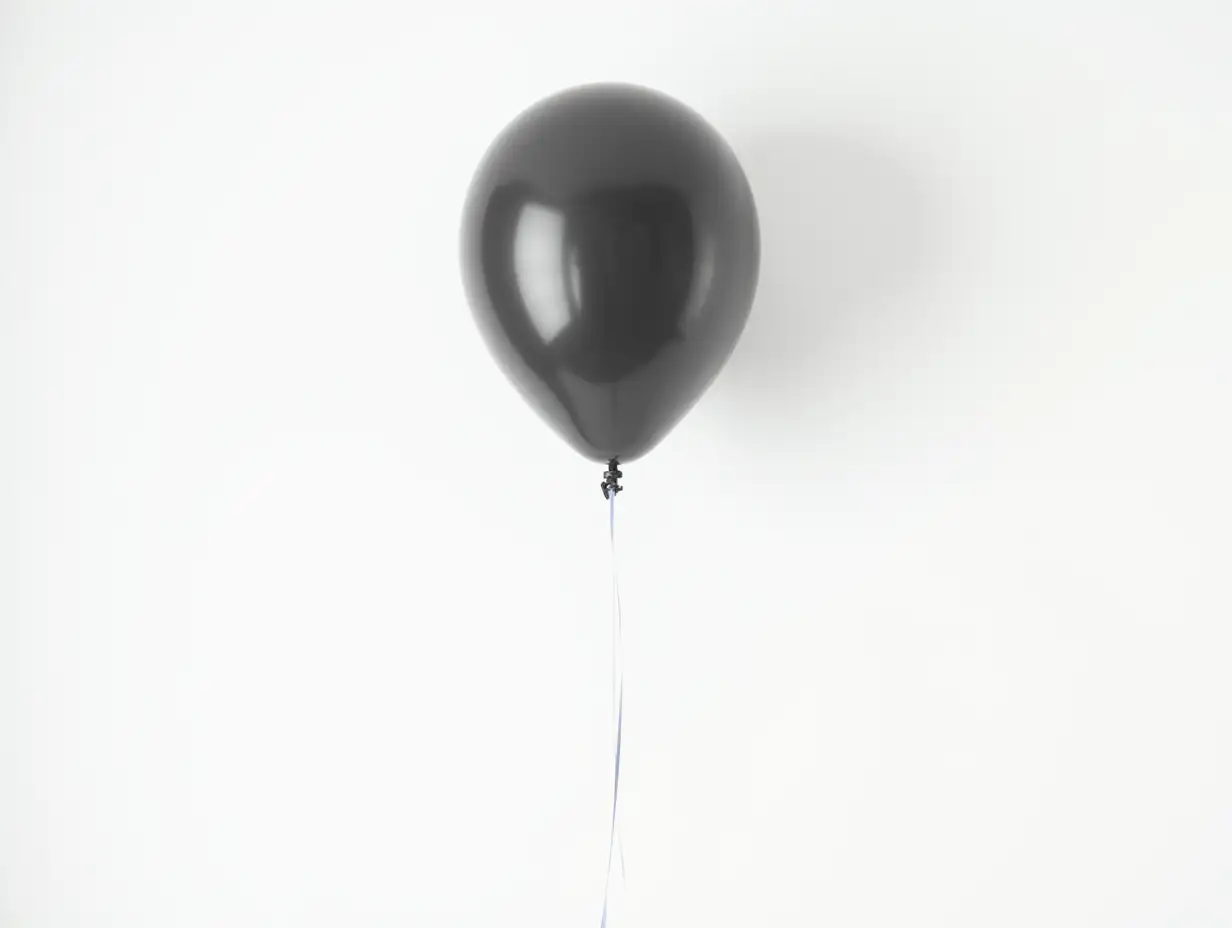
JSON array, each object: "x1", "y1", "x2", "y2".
[{"x1": 460, "y1": 83, "x2": 759, "y2": 464}]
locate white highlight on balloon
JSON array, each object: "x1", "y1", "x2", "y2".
[{"x1": 513, "y1": 203, "x2": 573, "y2": 343}]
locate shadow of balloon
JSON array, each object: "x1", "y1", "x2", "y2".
[{"x1": 712, "y1": 127, "x2": 947, "y2": 444}]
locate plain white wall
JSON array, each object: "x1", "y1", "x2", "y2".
[{"x1": 4, "y1": 1, "x2": 1232, "y2": 925}]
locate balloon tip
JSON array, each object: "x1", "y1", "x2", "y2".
[{"x1": 601, "y1": 460, "x2": 624, "y2": 499}]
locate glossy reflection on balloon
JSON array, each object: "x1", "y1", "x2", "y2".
[{"x1": 461, "y1": 83, "x2": 760, "y2": 464}]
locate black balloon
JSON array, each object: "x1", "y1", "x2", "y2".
[{"x1": 460, "y1": 83, "x2": 759, "y2": 465}]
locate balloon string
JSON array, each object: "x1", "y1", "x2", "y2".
[{"x1": 602, "y1": 490, "x2": 624, "y2": 927}]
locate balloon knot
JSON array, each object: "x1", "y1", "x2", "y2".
[{"x1": 601, "y1": 460, "x2": 624, "y2": 499}]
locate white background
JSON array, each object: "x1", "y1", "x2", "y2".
[{"x1": 4, "y1": 1, "x2": 1232, "y2": 925}]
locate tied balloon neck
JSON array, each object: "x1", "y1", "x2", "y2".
[{"x1": 601, "y1": 460, "x2": 624, "y2": 500}]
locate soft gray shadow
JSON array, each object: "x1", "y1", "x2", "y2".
[{"x1": 714, "y1": 127, "x2": 947, "y2": 441}]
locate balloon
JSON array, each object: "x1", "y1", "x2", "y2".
[{"x1": 460, "y1": 83, "x2": 760, "y2": 473}]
